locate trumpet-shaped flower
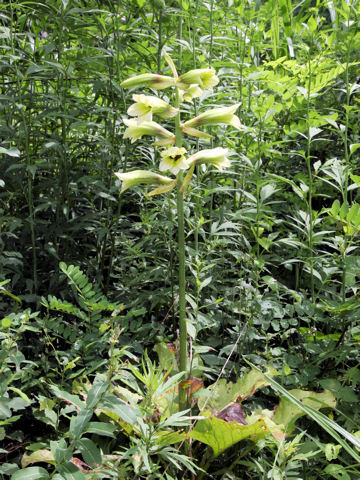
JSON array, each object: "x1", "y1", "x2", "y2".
[
  {"x1": 127, "y1": 94, "x2": 178, "y2": 123},
  {"x1": 115, "y1": 170, "x2": 173, "y2": 193},
  {"x1": 159, "y1": 147, "x2": 188, "y2": 175},
  {"x1": 181, "y1": 85, "x2": 203, "y2": 103},
  {"x1": 123, "y1": 118, "x2": 175, "y2": 145},
  {"x1": 176, "y1": 68, "x2": 219, "y2": 90},
  {"x1": 184, "y1": 103, "x2": 241, "y2": 130},
  {"x1": 121, "y1": 73, "x2": 175, "y2": 90},
  {"x1": 187, "y1": 147, "x2": 231, "y2": 171}
]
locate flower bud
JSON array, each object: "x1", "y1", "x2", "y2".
[
  {"x1": 187, "y1": 147, "x2": 231, "y2": 171},
  {"x1": 121, "y1": 73, "x2": 175, "y2": 90},
  {"x1": 176, "y1": 68, "x2": 219, "y2": 90},
  {"x1": 115, "y1": 170, "x2": 173, "y2": 193},
  {"x1": 184, "y1": 103, "x2": 241, "y2": 130},
  {"x1": 123, "y1": 119, "x2": 175, "y2": 144}
]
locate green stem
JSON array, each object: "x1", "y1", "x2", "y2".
[
  {"x1": 340, "y1": 20, "x2": 355, "y2": 303},
  {"x1": 174, "y1": 85, "x2": 187, "y2": 411},
  {"x1": 174, "y1": 5, "x2": 187, "y2": 413},
  {"x1": 305, "y1": 52, "x2": 315, "y2": 303},
  {"x1": 177, "y1": 170, "x2": 187, "y2": 412}
]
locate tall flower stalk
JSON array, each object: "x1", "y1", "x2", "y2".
[
  {"x1": 116, "y1": 52, "x2": 239, "y2": 412},
  {"x1": 174, "y1": 86, "x2": 187, "y2": 411}
]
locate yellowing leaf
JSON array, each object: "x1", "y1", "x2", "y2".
[
  {"x1": 273, "y1": 389, "x2": 336, "y2": 432},
  {"x1": 197, "y1": 366, "x2": 278, "y2": 412},
  {"x1": 188, "y1": 412, "x2": 283, "y2": 458},
  {"x1": 21, "y1": 449, "x2": 55, "y2": 468}
]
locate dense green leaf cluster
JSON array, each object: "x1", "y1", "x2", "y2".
[{"x1": 1, "y1": 0, "x2": 360, "y2": 478}]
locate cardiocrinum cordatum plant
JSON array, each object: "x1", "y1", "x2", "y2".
[{"x1": 116, "y1": 51, "x2": 241, "y2": 411}]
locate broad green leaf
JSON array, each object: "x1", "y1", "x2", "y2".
[
  {"x1": 11, "y1": 467, "x2": 49, "y2": 480},
  {"x1": 309, "y1": 127, "x2": 322, "y2": 140},
  {"x1": 325, "y1": 443, "x2": 342, "y2": 461},
  {"x1": 273, "y1": 389, "x2": 336, "y2": 431},
  {"x1": 324, "y1": 464, "x2": 351, "y2": 480},
  {"x1": 350, "y1": 173, "x2": 360, "y2": 185},
  {"x1": 69, "y1": 408, "x2": 93, "y2": 440},
  {"x1": 319, "y1": 379, "x2": 358, "y2": 403},
  {"x1": 57, "y1": 462, "x2": 86, "y2": 480},
  {"x1": 21, "y1": 450, "x2": 54, "y2": 468},
  {"x1": 49, "y1": 385, "x2": 85, "y2": 410},
  {"x1": 188, "y1": 412, "x2": 282, "y2": 458},
  {"x1": 1, "y1": 317, "x2": 11, "y2": 328},
  {"x1": 330, "y1": 199, "x2": 340, "y2": 217},
  {"x1": 51, "y1": 438, "x2": 72, "y2": 465},
  {"x1": 347, "y1": 203, "x2": 360, "y2": 224},
  {"x1": 339, "y1": 202, "x2": 349, "y2": 221},
  {"x1": 248, "y1": 362, "x2": 360, "y2": 463},
  {"x1": 100, "y1": 394, "x2": 138, "y2": 425},
  {"x1": 349, "y1": 143, "x2": 360, "y2": 156},
  {"x1": 154, "y1": 343, "x2": 177, "y2": 372},
  {"x1": 0, "y1": 398, "x2": 11, "y2": 419},
  {"x1": 83, "y1": 421, "x2": 116, "y2": 438},
  {"x1": 197, "y1": 366, "x2": 278, "y2": 412},
  {"x1": 75, "y1": 438, "x2": 101, "y2": 467},
  {"x1": 86, "y1": 379, "x2": 109, "y2": 409}
]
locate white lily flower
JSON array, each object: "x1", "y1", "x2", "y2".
[
  {"x1": 127, "y1": 94, "x2": 178, "y2": 124},
  {"x1": 176, "y1": 68, "x2": 219, "y2": 90},
  {"x1": 159, "y1": 147, "x2": 188, "y2": 175},
  {"x1": 181, "y1": 85, "x2": 203, "y2": 102}
]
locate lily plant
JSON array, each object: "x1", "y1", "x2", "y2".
[{"x1": 116, "y1": 51, "x2": 241, "y2": 411}]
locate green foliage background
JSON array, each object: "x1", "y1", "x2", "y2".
[{"x1": 1, "y1": 0, "x2": 360, "y2": 478}]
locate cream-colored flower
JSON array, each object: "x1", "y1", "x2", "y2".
[
  {"x1": 123, "y1": 118, "x2": 175, "y2": 144},
  {"x1": 121, "y1": 73, "x2": 175, "y2": 90},
  {"x1": 181, "y1": 85, "x2": 203, "y2": 102},
  {"x1": 159, "y1": 147, "x2": 188, "y2": 175},
  {"x1": 184, "y1": 103, "x2": 241, "y2": 130},
  {"x1": 127, "y1": 94, "x2": 178, "y2": 123},
  {"x1": 176, "y1": 68, "x2": 219, "y2": 90},
  {"x1": 187, "y1": 147, "x2": 231, "y2": 171},
  {"x1": 115, "y1": 170, "x2": 173, "y2": 193}
]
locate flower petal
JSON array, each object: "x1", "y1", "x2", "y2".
[{"x1": 177, "y1": 68, "x2": 219, "y2": 90}]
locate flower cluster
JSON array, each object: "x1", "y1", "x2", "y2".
[{"x1": 115, "y1": 54, "x2": 239, "y2": 194}]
